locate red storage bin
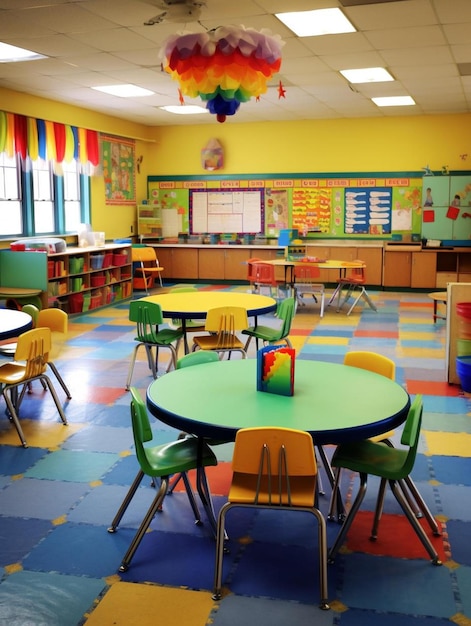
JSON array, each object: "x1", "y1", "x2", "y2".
[
  {"x1": 102, "y1": 253, "x2": 113, "y2": 268},
  {"x1": 112, "y1": 253, "x2": 127, "y2": 266},
  {"x1": 69, "y1": 293, "x2": 84, "y2": 313},
  {"x1": 91, "y1": 274, "x2": 106, "y2": 287},
  {"x1": 457, "y1": 302, "x2": 471, "y2": 319}
]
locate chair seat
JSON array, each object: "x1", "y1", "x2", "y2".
[
  {"x1": 242, "y1": 325, "x2": 285, "y2": 343},
  {"x1": 193, "y1": 333, "x2": 245, "y2": 351},
  {"x1": 331, "y1": 439, "x2": 408, "y2": 479},
  {"x1": 135, "y1": 328, "x2": 183, "y2": 346}
]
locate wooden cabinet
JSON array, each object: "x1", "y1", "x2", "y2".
[
  {"x1": 47, "y1": 243, "x2": 132, "y2": 314},
  {"x1": 357, "y1": 248, "x2": 383, "y2": 286},
  {"x1": 383, "y1": 251, "x2": 412, "y2": 287},
  {"x1": 411, "y1": 252, "x2": 437, "y2": 288},
  {"x1": 171, "y1": 248, "x2": 198, "y2": 279}
]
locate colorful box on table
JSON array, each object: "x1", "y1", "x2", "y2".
[{"x1": 257, "y1": 345, "x2": 295, "y2": 396}]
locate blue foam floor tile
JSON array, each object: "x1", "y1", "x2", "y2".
[
  {"x1": 0, "y1": 478, "x2": 89, "y2": 519},
  {"x1": 0, "y1": 517, "x2": 52, "y2": 566},
  {"x1": 118, "y1": 531, "x2": 221, "y2": 590},
  {"x1": 228, "y1": 541, "x2": 326, "y2": 604},
  {"x1": 431, "y1": 456, "x2": 471, "y2": 485},
  {"x1": 422, "y1": 396, "x2": 468, "y2": 414},
  {"x1": 456, "y1": 566, "x2": 471, "y2": 615},
  {"x1": 210, "y1": 594, "x2": 334, "y2": 626},
  {"x1": 434, "y1": 486, "x2": 471, "y2": 521},
  {"x1": 0, "y1": 570, "x2": 105, "y2": 626},
  {"x1": 447, "y1": 521, "x2": 471, "y2": 565},
  {"x1": 61, "y1": 424, "x2": 133, "y2": 453},
  {"x1": 0, "y1": 445, "x2": 48, "y2": 476},
  {"x1": 23, "y1": 522, "x2": 130, "y2": 577},
  {"x1": 339, "y1": 554, "x2": 456, "y2": 617},
  {"x1": 423, "y1": 413, "x2": 471, "y2": 433},
  {"x1": 338, "y1": 608, "x2": 451, "y2": 625},
  {"x1": 24, "y1": 450, "x2": 120, "y2": 482}
]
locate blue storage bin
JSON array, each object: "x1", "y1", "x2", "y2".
[
  {"x1": 456, "y1": 355, "x2": 471, "y2": 392},
  {"x1": 90, "y1": 254, "x2": 104, "y2": 269}
]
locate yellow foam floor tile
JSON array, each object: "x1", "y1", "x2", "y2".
[
  {"x1": 307, "y1": 336, "x2": 350, "y2": 345},
  {"x1": 0, "y1": 420, "x2": 85, "y2": 448},
  {"x1": 84, "y1": 582, "x2": 214, "y2": 626},
  {"x1": 399, "y1": 331, "x2": 442, "y2": 341},
  {"x1": 400, "y1": 316, "x2": 434, "y2": 325},
  {"x1": 399, "y1": 347, "x2": 445, "y2": 359},
  {"x1": 423, "y1": 431, "x2": 471, "y2": 457}
]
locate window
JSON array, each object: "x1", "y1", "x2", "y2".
[
  {"x1": 0, "y1": 153, "x2": 90, "y2": 238},
  {"x1": 0, "y1": 152, "x2": 22, "y2": 236},
  {"x1": 63, "y1": 160, "x2": 82, "y2": 232},
  {"x1": 32, "y1": 158, "x2": 54, "y2": 233}
]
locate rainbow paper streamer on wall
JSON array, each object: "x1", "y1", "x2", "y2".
[{"x1": 257, "y1": 345, "x2": 295, "y2": 397}]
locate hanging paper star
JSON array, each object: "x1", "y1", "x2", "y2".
[
  {"x1": 178, "y1": 88, "x2": 185, "y2": 105},
  {"x1": 278, "y1": 80, "x2": 286, "y2": 99}
]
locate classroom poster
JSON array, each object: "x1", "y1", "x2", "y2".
[{"x1": 102, "y1": 135, "x2": 136, "y2": 205}]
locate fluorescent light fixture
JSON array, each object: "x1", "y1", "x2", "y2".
[
  {"x1": 0, "y1": 42, "x2": 46, "y2": 63},
  {"x1": 92, "y1": 84, "x2": 154, "y2": 97},
  {"x1": 160, "y1": 105, "x2": 209, "y2": 115},
  {"x1": 276, "y1": 8, "x2": 356, "y2": 37},
  {"x1": 340, "y1": 67, "x2": 394, "y2": 83},
  {"x1": 372, "y1": 96, "x2": 415, "y2": 107}
]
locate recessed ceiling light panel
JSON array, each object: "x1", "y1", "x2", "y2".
[
  {"x1": 92, "y1": 84, "x2": 154, "y2": 97},
  {"x1": 372, "y1": 96, "x2": 415, "y2": 107},
  {"x1": 340, "y1": 67, "x2": 394, "y2": 83},
  {"x1": 0, "y1": 42, "x2": 46, "y2": 63},
  {"x1": 276, "y1": 8, "x2": 356, "y2": 37},
  {"x1": 160, "y1": 105, "x2": 209, "y2": 115}
]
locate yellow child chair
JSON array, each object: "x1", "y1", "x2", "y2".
[
  {"x1": 212, "y1": 427, "x2": 329, "y2": 610},
  {"x1": 0, "y1": 327, "x2": 68, "y2": 447},
  {"x1": 191, "y1": 306, "x2": 248, "y2": 359},
  {"x1": 131, "y1": 245, "x2": 164, "y2": 294},
  {"x1": 36, "y1": 308, "x2": 72, "y2": 399}
]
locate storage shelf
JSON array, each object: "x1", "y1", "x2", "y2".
[{"x1": 46, "y1": 243, "x2": 132, "y2": 314}]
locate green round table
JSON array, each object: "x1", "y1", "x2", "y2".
[{"x1": 146, "y1": 359, "x2": 410, "y2": 446}]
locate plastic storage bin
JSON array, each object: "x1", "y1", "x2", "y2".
[
  {"x1": 112, "y1": 253, "x2": 127, "y2": 266},
  {"x1": 91, "y1": 274, "x2": 106, "y2": 287},
  {"x1": 69, "y1": 293, "x2": 84, "y2": 314},
  {"x1": 456, "y1": 355, "x2": 471, "y2": 392},
  {"x1": 90, "y1": 254, "x2": 104, "y2": 269}
]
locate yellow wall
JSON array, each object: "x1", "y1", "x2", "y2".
[
  {"x1": 3, "y1": 85, "x2": 471, "y2": 238},
  {"x1": 148, "y1": 114, "x2": 471, "y2": 175}
]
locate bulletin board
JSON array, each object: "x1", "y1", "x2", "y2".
[
  {"x1": 421, "y1": 175, "x2": 471, "y2": 243},
  {"x1": 146, "y1": 172, "x2": 471, "y2": 241}
]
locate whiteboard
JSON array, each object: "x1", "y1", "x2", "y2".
[{"x1": 190, "y1": 190, "x2": 262, "y2": 234}]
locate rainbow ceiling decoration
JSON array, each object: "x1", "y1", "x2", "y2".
[
  {"x1": 162, "y1": 25, "x2": 284, "y2": 122},
  {"x1": 0, "y1": 111, "x2": 100, "y2": 166}
]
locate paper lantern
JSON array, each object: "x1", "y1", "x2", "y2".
[{"x1": 162, "y1": 25, "x2": 284, "y2": 122}]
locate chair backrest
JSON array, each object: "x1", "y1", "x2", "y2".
[
  {"x1": 205, "y1": 306, "x2": 248, "y2": 337},
  {"x1": 345, "y1": 260, "x2": 366, "y2": 283},
  {"x1": 37, "y1": 308, "x2": 68, "y2": 334},
  {"x1": 177, "y1": 351, "x2": 219, "y2": 369},
  {"x1": 398, "y1": 394, "x2": 423, "y2": 476},
  {"x1": 132, "y1": 246, "x2": 159, "y2": 266},
  {"x1": 22, "y1": 304, "x2": 40, "y2": 327},
  {"x1": 275, "y1": 297, "x2": 296, "y2": 340},
  {"x1": 14, "y1": 327, "x2": 51, "y2": 377},
  {"x1": 253, "y1": 262, "x2": 276, "y2": 286},
  {"x1": 231, "y1": 427, "x2": 317, "y2": 506},
  {"x1": 294, "y1": 264, "x2": 321, "y2": 281},
  {"x1": 343, "y1": 351, "x2": 395, "y2": 380},
  {"x1": 129, "y1": 300, "x2": 163, "y2": 342},
  {"x1": 129, "y1": 387, "x2": 155, "y2": 475},
  {"x1": 247, "y1": 258, "x2": 263, "y2": 282}
]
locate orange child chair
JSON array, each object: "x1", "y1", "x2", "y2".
[{"x1": 132, "y1": 246, "x2": 164, "y2": 294}]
